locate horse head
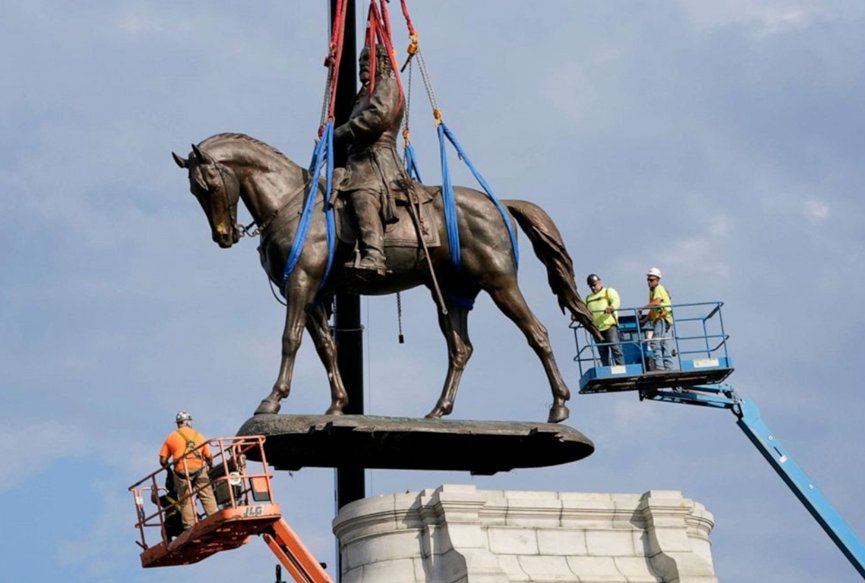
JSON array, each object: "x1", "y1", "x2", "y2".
[{"x1": 173, "y1": 144, "x2": 241, "y2": 248}]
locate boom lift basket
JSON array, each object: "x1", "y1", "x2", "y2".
[
  {"x1": 129, "y1": 435, "x2": 331, "y2": 581},
  {"x1": 571, "y1": 301, "x2": 734, "y2": 393}
]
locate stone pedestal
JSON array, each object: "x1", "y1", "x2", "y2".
[{"x1": 333, "y1": 485, "x2": 717, "y2": 583}]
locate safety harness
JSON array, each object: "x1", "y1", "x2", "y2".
[{"x1": 173, "y1": 427, "x2": 206, "y2": 478}]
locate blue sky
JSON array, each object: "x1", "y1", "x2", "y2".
[{"x1": 2, "y1": 1, "x2": 864, "y2": 581}]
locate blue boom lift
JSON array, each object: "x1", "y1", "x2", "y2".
[{"x1": 572, "y1": 301, "x2": 865, "y2": 579}]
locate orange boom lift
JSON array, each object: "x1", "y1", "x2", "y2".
[{"x1": 129, "y1": 435, "x2": 332, "y2": 583}]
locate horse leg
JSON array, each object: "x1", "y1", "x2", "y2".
[
  {"x1": 486, "y1": 281, "x2": 572, "y2": 423},
  {"x1": 426, "y1": 299, "x2": 474, "y2": 419},
  {"x1": 305, "y1": 302, "x2": 348, "y2": 415},
  {"x1": 254, "y1": 289, "x2": 313, "y2": 416}
]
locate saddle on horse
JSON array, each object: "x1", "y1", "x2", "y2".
[{"x1": 333, "y1": 176, "x2": 440, "y2": 271}]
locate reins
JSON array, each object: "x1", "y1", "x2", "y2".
[{"x1": 236, "y1": 177, "x2": 313, "y2": 239}]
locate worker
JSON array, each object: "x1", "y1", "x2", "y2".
[
  {"x1": 334, "y1": 43, "x2": 407, "y2": 277},
  {"x1": 150, "y1": 471, "x2": 183, "y2": 542},
  {"x1": 585, "y1": 274, "x2": 624, "y2": 366},
  {"x1": 159, "y1": 410, "x2": 218, "y2": 530},
  {"x1": 640, "y1": 267, "x2": 674, "y2": 371}
]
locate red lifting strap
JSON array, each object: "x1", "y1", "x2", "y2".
[
  {"x1": 365, "y1": 0, "x2": 404, "y2": 107},
  {"x1": 400, "y1": 0, "x2": 416, "y2": 37},
  {"x1": 324, "y1": 0, "x2": 349, "y2": 122},
  {"x1": 323, "y1": 0, "x2": 409, "y2": 126},
  {"x1": 378, "y1": 0, "x2": 394, "y2": 39}
]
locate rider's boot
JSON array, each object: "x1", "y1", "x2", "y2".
[
  {"x1": 346, "y1": 192, "x2": 386, "y2": 277},
  {"x1": 356, "y1": 245, "x2": 386, "y2": 275}
]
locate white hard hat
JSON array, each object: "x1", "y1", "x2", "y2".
[
  {"x1": 175, "y1": 410, "x2": 192, "y2": 424},
  {"x1": 646, "y1": 267, "x2": 662, "y2": 279}
]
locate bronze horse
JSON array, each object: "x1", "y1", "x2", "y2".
[{"x1": 173, "y1": 133, "x2": 600, "y2": 423}]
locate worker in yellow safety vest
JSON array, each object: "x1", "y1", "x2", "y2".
[
  {"x1": 585, "y1": 274, "x2": 624, "y2": 366},
  {"x1": 640, "y1": 267, "x2": 674, "y2": 371}
]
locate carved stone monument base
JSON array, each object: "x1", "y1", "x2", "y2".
[{"x1": 333, "y1": 484, "x2": 718, "y2": 583}]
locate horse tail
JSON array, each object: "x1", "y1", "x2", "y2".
[{"x1": 505, "y1": 200, "x2": 602, "y2": 341}]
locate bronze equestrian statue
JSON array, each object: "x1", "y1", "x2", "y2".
[{"x1": 173, "y1": 131, "x2": 600, "y2": 423}]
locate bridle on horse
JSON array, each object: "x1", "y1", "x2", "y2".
[
  {"x1": 201, "y1": 160, "x2": 308, "y2": 241},
  {"x1": 193, "y1": 159, "x2": 241, "y2": 241}
]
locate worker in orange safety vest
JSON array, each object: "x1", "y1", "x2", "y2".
[{"x1": 159, "y1": 410, "x2": 218, "y2": 530}]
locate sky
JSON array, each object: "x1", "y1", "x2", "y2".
[{"x1": 2, "y1": 1, "x2": 864, "y2": 581}]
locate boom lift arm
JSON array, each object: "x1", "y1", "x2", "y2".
[
  {"x1": 261, "y1": 518, "x2": 332, "y2": 583},
  {"x1": 643, "y1": 384, "x2": 865, "y2": 579}
]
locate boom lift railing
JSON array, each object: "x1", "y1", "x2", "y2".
[
  {"x1": 572, "y1": 301, "x2": 734, "y2": 394},
  {"x1": 572, "y1": 301, "x2": 731, "y2": 379},
  {"x1": 131, "y1": 436, "x2": 268, "y2": 546},
  {"x1": 129, "y1": 435, "x2": 332, "y2": 582}
]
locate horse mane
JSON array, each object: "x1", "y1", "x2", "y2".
[{"x1": 200, "y1": 132, "x2": 295, "y2": 167}]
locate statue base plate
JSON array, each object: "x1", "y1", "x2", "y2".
[{"x1": 236, "y1": 414, "x2": 594, "y2": 475}]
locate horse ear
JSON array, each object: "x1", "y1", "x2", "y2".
[
  {"x1": 172, "y1": 151, "x2": 188, "y2": 168},
  {"x1": 191, "y1": 143, "x2": 214, "y2": 164}
]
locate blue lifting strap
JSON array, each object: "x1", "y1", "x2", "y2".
[
  {"x1": 404, "y1": 141, "x2": 423, "y2": 183},
  {"x1": 405, "y1": 136, "x2": 477, "y2": 311},
  {"x1": 437, "y1": 123, "x2": 461, "y2": 267},
  {"x1": 282, "y1": 122, "x2": 337, "y2": 292},
  {"x1": 437, "y1": 122, "x2": 519, "y2": 270},
  {"x1": 323, "y1": 123, "x2": 337, "y2": 284}
]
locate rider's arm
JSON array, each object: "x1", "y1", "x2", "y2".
[{"x1": 335, "y1": 80, "x2": 400, "y2": 145}]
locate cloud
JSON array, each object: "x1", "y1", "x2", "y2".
[
  {"x1": 115, "y1": 14, "x2": 169, "y2": 35},
  {"x1": 654, "y1": 214, "x2": 736, "y2": 279},
  {"x1": 540, "y1": 64, "x2": 601, "y2": 125},
  {"x1": 0, "y1": 421, "x2": 88, "y2": 491},
  {"x1": 57, "y1": 481, "x2": 154, "y2": 580},
  {"x1": 113, "y1": 6, "x2": 194, "y2": 37},
  {"x1": 803, "y1": 198, "x2": 831, "y2": 222},
  {"x1": 677, "y1": 0, "x2": 829, "y2": 37}
]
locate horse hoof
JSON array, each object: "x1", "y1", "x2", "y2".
[
  {"x1": 547, "y1": 405, "x2": 569, "y2": 424},
  {"x1": 425, "y1": 401, "x2": 453, "y2": 419},
  {"x1": 325, "y1": 397, "x2": 348, "y2": 416},
  {"x1": 254, "y1": 399, "x2": 281, "y2": 416}
]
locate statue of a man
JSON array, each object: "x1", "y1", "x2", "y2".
[{"x1": 334, "y1": 44, "x2": 406, "y2": 277}]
